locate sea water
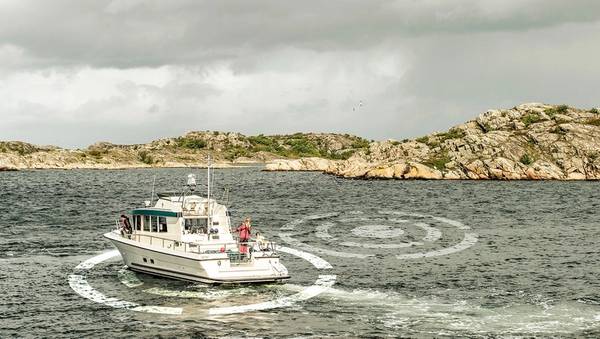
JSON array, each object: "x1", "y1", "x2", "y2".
[{"x1": 1, "y1": 168, "x2": 599, "y2": 337}]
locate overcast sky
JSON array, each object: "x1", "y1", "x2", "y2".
[{"x1": 1, "y1": 0, "x2": 599, "y2": 148}]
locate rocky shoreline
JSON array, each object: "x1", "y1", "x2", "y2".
[
  {"x1": 3, "y1": 103, "x2": 599, "y2": 180},
  {"x1": 265, "y1": 103, "x2": 600, "y2": 180}
]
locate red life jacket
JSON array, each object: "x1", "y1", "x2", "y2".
[{"x1": 238, "y1": 224, "x2": 250, "y2": 240}]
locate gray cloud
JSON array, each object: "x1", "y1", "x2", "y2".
[{"x1": 0, "y1": 0, "x2": 599, "y2": 147}]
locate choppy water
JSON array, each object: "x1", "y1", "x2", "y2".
[{"x1": 1, "y1": 168, "x2": 599, "y2": 338}]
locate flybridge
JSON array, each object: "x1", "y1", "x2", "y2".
[{"x1": 130, "y1": 208, "x2": 182, "y2": 218}]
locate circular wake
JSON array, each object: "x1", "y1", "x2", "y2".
[
  {"x1": 279, "y1": 210, "x2": 478, "y2": 259},
  {"x1": 68, "y1": 246, "x2": 336, "y2": 315}
]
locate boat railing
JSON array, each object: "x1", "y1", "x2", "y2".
[
  {"x1": 114, "y1": 229, "x2": 278, "y2": 256},
  {"x1": 112, "y1": 221, "x2": 278, "y2": 257}
]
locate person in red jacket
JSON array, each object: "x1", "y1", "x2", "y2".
[{"x1": 235, "y1": 218, "x2": 252, "y2": 255}]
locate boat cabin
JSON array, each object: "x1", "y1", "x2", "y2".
[{"x1": 127, "y1": 193, "x2": 234, "y2": 246}]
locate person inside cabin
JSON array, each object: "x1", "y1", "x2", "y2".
[
  {"x1": 234, "y1": 218, "x2": 252, "y2": 256},
  {"x1": 119, "y1": 214, "x2": 132, "y2": 236}
]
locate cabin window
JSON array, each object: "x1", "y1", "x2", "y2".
[
  {"x1": 184, "y1": 218, "x2": 208, "y2": 234},
  {"x1": 134, "y1": 215, "x2": 141, "y2": 231},
  {"x1": 143, "y1": 215, "x2": 150, "y2": 231},
  {"x1": 151, "y1": 216, "x2": 158, "y2": 232},
  {"x1": 159, "y1": 217, "x2": 167, "y2": 232}
]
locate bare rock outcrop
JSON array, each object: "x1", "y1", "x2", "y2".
[{"x1": 266, "y1": 103, "x2": 600, "y2": 180}]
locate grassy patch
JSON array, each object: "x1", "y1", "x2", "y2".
[
  {"x1": 544, "y1": 105, "x2": 569, "y2": 117},
  {"x1": 436, "y1": 128, "x2": 466, "y2": 142},
  {"x1": 520, "y1": 153, "x2": 533, "y2": 165},
  {"x1": 424, "y1": 152, "x2": 451, "y2": 170},
  {"x1": 521, "y1": 113, "x2": 542, "y2": 127}
]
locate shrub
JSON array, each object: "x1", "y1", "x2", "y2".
[
  {"x1": 521, "y1": 113, "x2": 542, "y2": 127},
  {"x1": 350, "y1": 138, "x2": 370, "y2": 149},
  {"x1": 544, "y1": 105, "x2": 569, "y2": 117},
  {"x1": 520, "y1": 153, "x2": 533, "y2": 165},
  {"x1": 326, "y1": 150, "x2": 354, "y2": 160},
  {"x1": 88, "y1": 149, "x2": 106, "y2": 158},
  {"x1": 590, "y1": 108, "x2": 599, "y2": 114},
  {"x1": 415, "y1": 136, "x2": 429, "y2": 144},
  {"x1": 138, "y1": 150, "x2": 154, "y2": 164},
  {"x1": 176, "y1": 137, "x2": 207, "y2": 149},
  {"x1": 424, "y1": 153, "x2": 451, "y2": 170},
  {"x1": 225, "y1": 146, "x2": 251, "y2": 161}
]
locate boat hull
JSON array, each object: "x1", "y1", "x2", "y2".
[{"x1": 104, "y1": 232, "x2": 290, "y2": 284}]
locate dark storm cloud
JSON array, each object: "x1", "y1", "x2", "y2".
[
  {"x1": 1, "y1": 0, "x2": 599, "y2": 147},
  {"x1": 2, "y1": 0, "x2": 600, "y2": 68}
]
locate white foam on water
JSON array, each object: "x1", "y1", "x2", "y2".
[
  {"x1": 74, "y1": 250, "x2": 120, "y2": 270},
  {"x1": 315, "y1": 222, "x2": 334, "y2": 240},
  {"x1": 279, "y1": 233, "x2": 371, "y2": 259},
  {"x1": 118, "y1": 267, "x2": 144, "y2": 288},
  {"x1": 430, "y1": 216, "x2": 471, "y2": 230},
  {"x1": 280, "y1": 211, "x2": 478, "y2": 260},
  {"x1": 143, "y1": 286, "x2": 249, "y2": 300},
  {"x1": 341, "y1": 241, "x2": 422, "y2": 249},
  {"x1": 295, "y1": 284, "x2": 600, "y2": 334},
  {"x1": 131, "y1": 305, "x2": 183, "y2": 315},
  {"x1": 305, "y1": 212, "x2": 339, "y2": 220},
  {"x1": 68, "y1": 274, "x2": 139, "y2": 309},
  {"x1": 278, "y1": 246, "x2": 333, "y2": 269},
  {"x1": 71, "y1": 246, "x2": 336, "y2": 316},
  {"x1": 208, "y1": 275, "x2": 336, "y2": 316},
  {"x1": 396, "y1": 233, "x2": 478, "y2": 259},
  {"x1": 414, "y1": 222, "x2": 442, "y2": 242},
  {"x1": 69, "y1": 250, "x2": 184, "y2": 315},
  {"x1": 350, "y1": 224, "x2": 405, "y2": 238}
]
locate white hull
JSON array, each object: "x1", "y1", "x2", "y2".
[{"x1": 105, "y1": 231, "x2": 289, "y2": 284}]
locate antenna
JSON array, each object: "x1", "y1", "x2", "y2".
[
  {"x1": 148, "y1": 174, "x2": 156, "y2": 207},
  {"x1": 207, "y1": 155, "x2": 212, "y2": 225}
]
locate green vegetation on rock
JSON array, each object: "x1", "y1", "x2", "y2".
[
  {"x1": 138, "y1": 150, "x2": 155, "y2": 164},
  {"x1": 520, "y1": 153, "x2": 533, "y2": 165},
  {"x1": 544, "y1": 104, "x2": 569, "y2": 117},
  {"x1": 521, "y1": 113, "x2": 542, "y2": 127},
  {"x1": 424, "y1": 152, "x2": 451, "y2": 170},
  {"x1": 176, "y1": 137, "x2": 207, "y2": 149}
]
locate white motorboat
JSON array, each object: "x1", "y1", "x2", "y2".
[{"x1": 104, "y1": 164, "x2": 289, "y2": 284}]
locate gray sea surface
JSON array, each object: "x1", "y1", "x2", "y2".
[{"x1": 1, "y1": 168, "x2": 599, "y2": 338}]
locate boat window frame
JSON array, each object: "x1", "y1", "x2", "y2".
[
  {"x1": 151, "y1": 216, "x2": 158, "y2": 232},
  {"x1": 134, "y1": 215, "x2": 142, "y2": 231},
  {"x1": 143, "y1": 215, "x2": 150, "y2": 231},
  {"x1": 184, "y1": 217, "x2": 208, "y2": 234},
  {"x1": 158, "y1": 216, "x2": 167, "y2": 232}
]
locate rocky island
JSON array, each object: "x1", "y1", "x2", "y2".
[
  {"x1": 267, "y1": 103, "x2": 600, "y2": 180},
  {"x1": 0, "y1": 132, "x2": 368, "y2": 170},
  {"x1": 2, "y1": 103, "x2": 599, "y2": 180}
]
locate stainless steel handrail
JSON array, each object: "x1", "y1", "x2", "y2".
[{"x1": 114, "y1": 220, "x2": 278, "y2": 255}]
